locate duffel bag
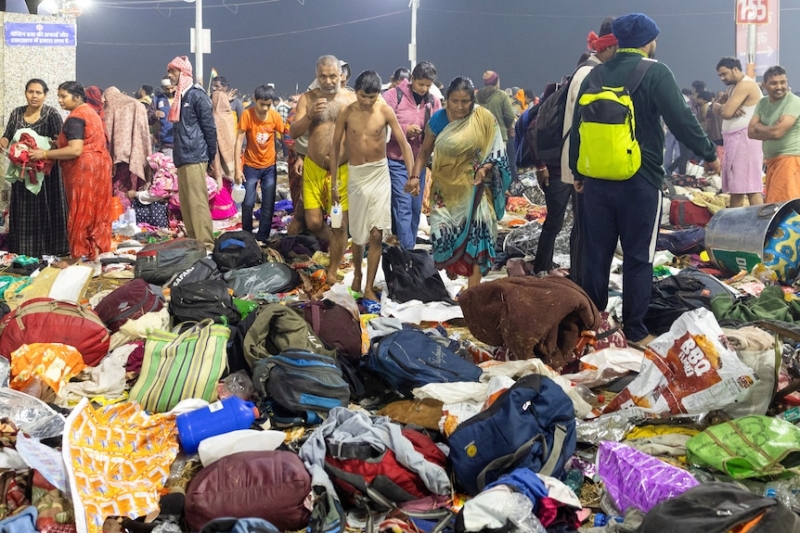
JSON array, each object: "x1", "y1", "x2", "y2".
[
  {"x1": 0, "y1": 297, "x2": 110, "y2": 366},
  {"x1": 185, "y1": 450, "x2": 311, "y2": 532},
  {"x1": 213, "y1": 231, "x2": 265, "y2": 273},
  {"x1": 169, "y1": 279, "x2": 240, "y2": 326},
  {"x1": 224, "y1": 262, "x2": 299, "y2": 297},
  {"x1": 292, "y1": 300, "x2": 364, "y2": 362},
  {"x1": 134, "y1": 238, "x2": 207, "y2": 285},
  {"x1": 367, "y1": 329, "x2": 482, "y2": 397},
  {"x1": 448, "y1": 374, "x2": 576, "y2": 495},
  {"x1": 254, "y1": 349, "x2": 350, "y2": 424},
  {"x1": 93, "y1": 278, "x2": 164, "y2": 333},
  {"x1": 669, "y1": 198, "x2": 712, "y2": 228}
]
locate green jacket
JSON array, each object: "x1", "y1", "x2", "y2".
[
  {"x1": 569, "y1": 50, "x2": 717, "y2": 190},
  {"x1": 476, "y1": 86, "x2": 515, "y2": 142}
]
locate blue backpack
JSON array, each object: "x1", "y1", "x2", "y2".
[
  {"x1": 367, "y1": 329, "x2": 483, "y2": 397},
  {"x1": 447, "y1": 374, "x2": 576, "y2": 495}
]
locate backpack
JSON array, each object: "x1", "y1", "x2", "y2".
[
  {"x1": 669, "y1": 198, "x2": 712, "y2": 228},
  {"x1": 253, "y1": 349, "x2": 350, "y2": 424},
  {"x1": 224, "y1": 262, "x2": 300, "y2": 297},
  {"x1": 382, "y1": 246, "x2": 454, "y2": 304},
  {"x1": 292, "y1": 300, "x2": 364, "y2": 362},
  {"x1": 532, "y1": 77, "x2": 572, "y2": 165},
  {"x1": 170, "y1": 257, "x2": 222, "y2": 288},
  {"x1": 643, "y1": 268, "x2": 733, "y2": 335},
  {"x1": 243, "y1": 303, "x2": 336, "y2": 369},
  {"x1": 93, "y1": 278, "x2": 164, "y2": 333},
  {"x1": 367, "y1": 329, "x2": 483, "y2": 397},
  {"x1": 227, "y1": 310, "x2": 259, "y2": 375},
  {"x1": 325, "y1": 427, "x2": 448, "y2": 508},
  {"x1": 575, "y1": 58, "x2": 655, "y2": 180},
  {"x1": 656, "y1": 227, "x2": 706, "y2": 256},
  {"x1": 393, "y1": 86, "x2": 435, "y2": 132},
  {"x1": 636, "y1": 482, "x2": 800, "y2": 533},
  {"x1": 212, "y1": 231, "x2": 265, "y2": 273},
  {"x1": 134, "y1": 238, "x2": 207, "y2": 285},
  {"x1": 447, "y1": 374, "x2": 577, "y2": 495},
  {"x1": 169, "y1": 279, "x2": 241, "y2": 326}
]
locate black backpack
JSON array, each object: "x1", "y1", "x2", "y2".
[
  {"x1": 170, "y1": 257, "x2": 222, "y2": 288},
  {"x1": 212, "y1": 231, "x2": 265, "y2": 273},
  {"x1": 169, "y1": 279, "x2": 241, "y2": 326},
  {"x1": 636, "y1": 482, "x2": 800, "y2": 533},
  {"x1": 643, "y1": 268, "x2": 733, "y2": 335},
  {"x1": 134, "y1": 238, "x2": 207, "y2": 285},
  {"x1": 533, "y1": 60, "x2": 595, "y2": 166},
  {"x1": 381, "y1": 246, "x2": 454, "y2": 304}
]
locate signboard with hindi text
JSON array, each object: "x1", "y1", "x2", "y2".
[
  {"x1": 4, "y1": 22, "x2": 76, "y2": 46},
  {"x1": 735, "y1": 0, "x2": 779, "y2": 77}
]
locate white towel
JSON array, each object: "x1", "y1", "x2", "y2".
[{"x1": 347, "y1": 159, "x2": 392, "y2": 245}]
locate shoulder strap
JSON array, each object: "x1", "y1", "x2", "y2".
[
  {"x1": 394, "y1": 86, "x2": 403, "y2": 109},
  {"x1": 625, "y1": 58, "x2": 656, "y2": 96}
]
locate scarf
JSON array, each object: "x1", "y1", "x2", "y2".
[
  {"x1": 85, "y1": 86, "x2": 105, "y2": 120},
  {"x1": 587, "y1": 31, "x2": 618, "y2": 53},
  {"x1": 211, "y1": 90, "x2": 235, "y2": 180},
  {"x1": 167, "y1": 56, "x2": 194, "y2": 123},
  {"x1": 103, "y1": 86, "x2": 152, "y2": 181}
]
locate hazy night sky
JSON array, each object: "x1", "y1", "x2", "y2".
[{"x1": 72, "y1": 0, "x2": 800, "y2": 98}]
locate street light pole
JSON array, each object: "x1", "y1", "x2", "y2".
[
  {"x1": 195, "y1": 0, "x2": 203, "y2": 85},
  {"x1": 409, "y1": 0, "x2": 418, "y2": 70}
]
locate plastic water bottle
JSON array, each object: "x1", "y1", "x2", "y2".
[
  {"x1": 176, "y1": 395, "x2": 258, "y2": 454},
  {"x1": 231, "y1": 183, "x2": 246, "y2": 203},
  {"x1": 330, "y1": 203, "x2": 343, "y2": 229}
]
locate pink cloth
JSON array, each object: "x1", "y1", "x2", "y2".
[
  {"x1": 209, "y1": 181, "x2": 238, "y2": 220},
  {"x1": 721, "y1": 126, "x2": 763, "y2": 194}
]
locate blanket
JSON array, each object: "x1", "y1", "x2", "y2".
[{"x1": 459, "y1": 276, "x2": 600, "y2": 369}]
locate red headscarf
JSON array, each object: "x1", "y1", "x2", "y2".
[
  {"x1": 85, "y1": 86, "x2": 105, "y2": 120},
  {"x1": 167, "y1": 56, "x2": 194, "y2": 123},
  {"x1": 587, "y1": 31, "x2": 618, "y2": 53}
]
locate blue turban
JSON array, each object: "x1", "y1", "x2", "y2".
[{"x1": 612, "y1": 13, "x2": 660, "y2": 49}]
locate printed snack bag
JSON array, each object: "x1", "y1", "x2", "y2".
[{"x1": 603, "y1": 308, "x2": 756, "y2": 416}]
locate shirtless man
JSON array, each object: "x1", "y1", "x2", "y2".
[
  {"x1": 290, "y1": 55, "x2": 357, "y2": 292},
  {"x1": 329, "y1": 70, "x2": 414, "y2": 300},
  {"x1": 713, "y1": 56, "x2": 765, "y2": 207}
]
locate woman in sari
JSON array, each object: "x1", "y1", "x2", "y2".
[
  {"x1": 0, "y1": 78, "x2": 69, "y2": 257},
  {"x1": 30, "y1": 81, "x2": 112, "y2": 261},
  {"x1": 411, "y1": 77, "x2": 511, "y2": 288}
]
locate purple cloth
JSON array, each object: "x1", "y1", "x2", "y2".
[
  {"x1": 598, "y1": 441, "x2": 698, "y2": 514},
  {"x1": 722, "y1": 126, "x2": 763, "y2": 194}
]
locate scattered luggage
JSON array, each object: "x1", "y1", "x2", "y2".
[
  {"x1": 382, "y1": 246, "x2": 454, "y2": 304},
  {"x1": 213, "y1": 230, "x2": 265, "y2": 272},
  {"x1": 293, "y1": 299, "x2": 364, "y2": 362},
  {"x1": 170, "y1": 256, "x2": 222, "y2": 288},
  {"x1": 0, "y1": 297, "x2": 110, "y2": 366},
  {"x1": 224, "y1": 262, "x2": 299, "y2": 297},
  {"x1": 93, "y1": 278, "x2": 164, "y2": 333},
  {"x1": 169, "y1": 279, "x2": 241, "y2": 326},
  {"x1": 669, "y1": 197, "x2": 713, "y2": 228},
  {"x1": 134, "y1": 238, "x2": 207, "y2": 285}
]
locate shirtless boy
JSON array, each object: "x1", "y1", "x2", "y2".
[
  {"x1": 290, "y1": 55, "x2": 356, "y2": 292},
  {"x1": 329, "y1": 70, "x2": 414, "y2": 300}
]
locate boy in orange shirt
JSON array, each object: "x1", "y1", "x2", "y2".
[{"x1": 234, "y1": 85, "x2": 285, "y2": 242}]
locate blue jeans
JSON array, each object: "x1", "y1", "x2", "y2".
[
  {"x1": 581, "y1": 177, "x2": 662, "y2": 342},
  {"x1": 242, "y1": 164, "x2": 277, "y2": 241},
  {"x1": 388, "y1": 158, "x2": 425, "y2": 250}
]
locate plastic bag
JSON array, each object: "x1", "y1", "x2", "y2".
[
  {"x1": 598, "y1": 441, "x2": 698, "y2": 514},
  {"x1": 0, "y1": 387, "x2": 65, "y2": 439},
  {"x1": 562, "y1": 348, "x2": 645, "y2": 389},
  {"x1": 459, "y1": 485, "x2": 546, "y2": 533},
  {"x1": 603, "y1": 308, "x2": 756, "y2": 416}
]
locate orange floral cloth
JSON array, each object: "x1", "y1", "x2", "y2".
[
  {"x1": 58, "y1": 103, "x2": 113, "y2": 260},
  {"x1": 63, "y1": 400, "x2": 179, "y2": 533},
  {"x1": 10, "y1": 343, "x2": 86, "y2": 394}
]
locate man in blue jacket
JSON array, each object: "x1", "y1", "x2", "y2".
[
  {"x1": 569, "y1": 14, "x2": 720, "y2": 344},
  {"x1": 167, "y1": 56, "x2": 217, "y2": 250},
  {"x1": 151, "y1": 76, "x2": 176, "y2": 157}
]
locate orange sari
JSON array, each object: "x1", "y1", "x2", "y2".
[{"x1": 58, "y1": 103, "x2": 113, "y2": 259}]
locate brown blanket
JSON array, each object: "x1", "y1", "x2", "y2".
[{"x1": 459, "y1": 276, "x2": 601, "y2": 369}]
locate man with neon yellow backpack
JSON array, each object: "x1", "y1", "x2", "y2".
[{"x1": 568, "y1": 13, "x2": 721, "y2": 345}]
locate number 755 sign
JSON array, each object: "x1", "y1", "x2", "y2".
[{"x1": 737, "y1": 0, "x2": 770, "y2": 24}]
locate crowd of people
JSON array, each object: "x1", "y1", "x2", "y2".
[{"x1": 3, "y1": 10, "x2": 800, "y2": 341}]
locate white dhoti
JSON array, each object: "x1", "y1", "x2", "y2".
[{"x1": 348, "y1": 159, "x2": 392, "y2": 246}]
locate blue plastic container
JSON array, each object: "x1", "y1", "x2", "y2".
[{"x1": 176, "y1": 396, "x2": 258, "y2": 454}]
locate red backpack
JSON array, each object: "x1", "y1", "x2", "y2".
[{"x1": 324, "y1": 428, "x2": 447, "y2": 508}]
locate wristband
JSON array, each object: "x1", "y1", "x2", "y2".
[
  {"x1": 409, "y1": 175, "x2": 420, "y2": 181},
  {"x1": 43, "y1": 151, "x2": 47, "y2": 160}
]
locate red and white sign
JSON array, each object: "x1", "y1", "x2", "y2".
[
  {"x1": 735, "y1": 0, "x2": 779, "y2": 76},
  {"x1": 736, "y1": 0, "x2": 770, "y2": 24}
]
